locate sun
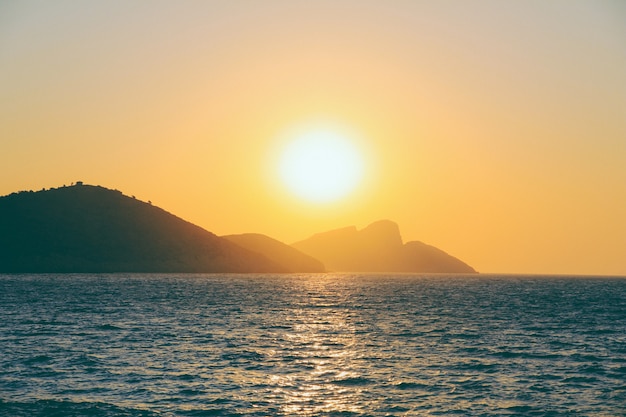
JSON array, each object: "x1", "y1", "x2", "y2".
[{"x1": 278, "y1": 128, "x2": 364, "y2": 203}]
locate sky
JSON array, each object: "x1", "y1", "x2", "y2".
[{"x1": 1, "y1": 0, "x2": 625, "y2": 275}]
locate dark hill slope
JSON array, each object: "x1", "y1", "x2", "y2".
[
  {"x1": 292, "y1": 220, "x2": 476, "y2": 273},
  {"x1": 223, "y1": 233, "x2": 325, "y2": 273},
  {"x1": 0, "y1": 185, "x2": 284, "y2": 273}
]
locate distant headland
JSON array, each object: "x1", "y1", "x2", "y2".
[
  {"x1": 0, "y1": 184, "x2": 476, "y2": 273},
  {"x1": 293, "y1": 220, "x2": 476, "y2": 273}
]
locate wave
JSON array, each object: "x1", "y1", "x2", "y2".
[{"x1": 0, "y1": 399, "x2": 160, "y2": 417}]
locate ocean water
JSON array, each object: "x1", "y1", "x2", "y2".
[{"x1": 1, "y1": 274, "x2": 625, "y2": 416}]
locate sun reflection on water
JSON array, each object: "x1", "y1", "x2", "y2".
[{"x1": 265, "y1": 276, "x2": 369, "y2": 415}]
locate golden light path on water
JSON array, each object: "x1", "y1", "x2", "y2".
[
  {"x1": 247, "y1": 276, "x2": 367, "y2": 415},
  {"x1": 275, "y1": 306, "x2": 359, "y2": 412}
]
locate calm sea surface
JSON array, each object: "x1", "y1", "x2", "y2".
[{"x1": 1, "y1": 273, "x2": 625, "y2": 416}]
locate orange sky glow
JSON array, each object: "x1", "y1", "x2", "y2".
[{"x1": 1, "y1": 1, "x2": 625, "y2": 275}]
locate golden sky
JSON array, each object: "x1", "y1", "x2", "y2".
[{"x1": 1, "y1": 1, "x2": 625, "y2": 275}]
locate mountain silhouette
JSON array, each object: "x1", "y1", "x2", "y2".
[
  {"x1": 223, "y1": 233, "x2": 325, "y2": 273},
  {"x1": 292, "y1": 220, "x2": 476, "y2": 273},
  {"x1": 0, "y1": 184, "x2": 285, "y2": 273}
]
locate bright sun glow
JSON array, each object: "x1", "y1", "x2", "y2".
[{"x1": 279, "y1": 129, "x2": 364, "y2": 203}]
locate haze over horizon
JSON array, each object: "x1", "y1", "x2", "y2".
[{"x1": 1, "y1": 1, "x2": 625, "y2": 275}]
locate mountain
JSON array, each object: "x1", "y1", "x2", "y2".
[
  {"x1": 223, "y1": 233, "x2": 325, "y2": 273},
  {"x1": 0, "y1": 184, "x2": 285, "y2": 273},
  {"x1": 292, "y1": 220, "x2": 476, "y2": 273}
]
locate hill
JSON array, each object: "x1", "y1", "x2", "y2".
[
  {"x1": 292, "y1": 220, "x2": 476, "y2": 273},
  {"x1": 223, "y1": 233, "x2": 325, "y2": 273},
  {"x1": 0, "y1": 184, "x2": 284, "y2": 273}
]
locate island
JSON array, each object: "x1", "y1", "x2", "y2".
[
  {"x1": 0, "y1": 184, "x2": 476, "y2": 274},
  {"x1": 0, "y1": 184, "x2": 284, "y2": 273},
  {"x1": 292, "y1": 220, "x2": 476, "y2": 273}
]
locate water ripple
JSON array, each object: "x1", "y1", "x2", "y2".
[{"x1": 1, "y1": 273, "x2": 625, "y2": 416}]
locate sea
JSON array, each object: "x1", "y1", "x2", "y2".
[{"x1": 1, "y1": 273, "x2": 625, "y2": 417}]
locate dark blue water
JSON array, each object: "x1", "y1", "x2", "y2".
[{"x1": 1, "y1": 274, "x2": 625, "y2": 416}]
